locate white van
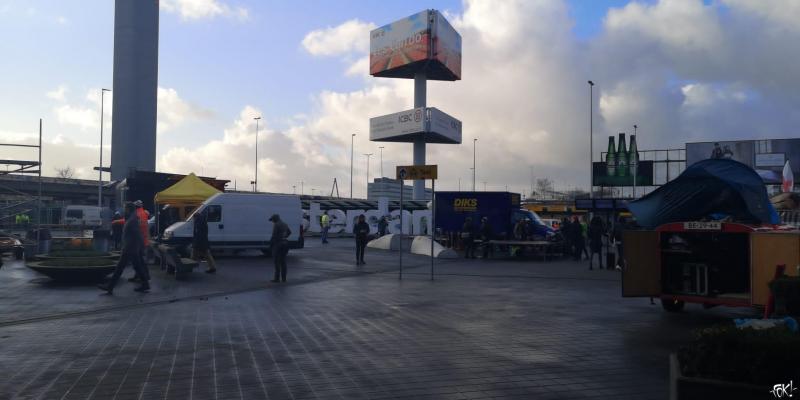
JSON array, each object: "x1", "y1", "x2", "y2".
[
  {"x1": 162, "y1": 193, "x2": 304, "y2": 253},
  {"x1": 64, "y1": 205, "x2": 103, "y2": 227}
]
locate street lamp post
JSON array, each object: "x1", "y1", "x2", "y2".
[
  {"x1": 378, "y1": 146, "x2": 384, "y2": 178},
  {"x1": 254, "y1": 116, "x2": 261, "y2": 192},
  {"x1": 633, "y1": 124, "x2": 638, "y2": 198},
  {"x1": 350, "y1": 133, "x2": 355, "y2": 198},
  {"x1": 588, "y1": 80, "x2": 594, "y2": 198},
  {"x1": 301, "y1": 181, "x2": 304, "y2": 195},
  {"x1": 364, "y1": 153, "x2": 373, "y2": 196},
  {"x1": 472, "y1": 138, "x2": 477, "y2": 191},
  {"x1": 98, "y1": 88, "x2": 110, "y2": 208}
]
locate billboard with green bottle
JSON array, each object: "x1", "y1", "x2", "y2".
[{"x1": 593, "y1": 133, "x2": 654, "y2": 186}]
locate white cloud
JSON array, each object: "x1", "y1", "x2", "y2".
[
  {"x1": 157, "y1": 87, "x2": 212, "y2": 134},
  {"x1": 722, "y1": 0, "x2": 800, "y2": 33},
  {"x1": 54, "y1": 104, "x2": 97, "y2": 131},
  {"x1": 302, "y1": 19, "x2": 376, "y2": 57},
  {"x1": 160, "y1": 0, "x2": 248, "y2": 21},
  {"x1": 46, "y1": 85, "x2": 67, "y2": 101}
]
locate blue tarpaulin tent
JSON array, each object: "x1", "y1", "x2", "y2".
[{"x1": 629, "y1": 159, "x2": 780, "y2": 228}]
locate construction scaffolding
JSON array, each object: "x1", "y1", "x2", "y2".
[{"x1": 0, "y1": 119, "x2": 42, "y2": 235}]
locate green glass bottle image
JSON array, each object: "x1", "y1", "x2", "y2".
[
  {"x1": 616, "y1": 133, "x2": 628, "y2": 177},
  {"x1": 605, "y1": 136, "x2": 617, "y2": 178},
  {"x1": 629, "y1": 134, "x2": 640, "y2": 183}
]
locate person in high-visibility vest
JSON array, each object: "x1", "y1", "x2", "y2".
[
  {"x1": 130, "y1": 200, "x2": 150, "y2": 283},
  {"x1": 320, "y1": 211, "x2": 330, "y2": 244}
]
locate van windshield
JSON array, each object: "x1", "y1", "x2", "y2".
[{"x1": 186, "y1": 206, "x2": 204, "y2": 221}]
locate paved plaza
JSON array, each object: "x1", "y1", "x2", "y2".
[{"x1": 0, "y1": 239, "x2": 755, "y2": 400}]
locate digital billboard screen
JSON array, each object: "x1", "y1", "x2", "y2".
[
  {"x1": 432, "y1": 10, "x2": 462, "y2": 80},
  {"x1": 370, "y1": 10, "x2": 461, "y2": 81},
  {"x1": 686, "y1": 139, "x2": 800, "y2": 184},
  {"x1": 370, "y1": 11, "x2": 431, "y2": 77}
]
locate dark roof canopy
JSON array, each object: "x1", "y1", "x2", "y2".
[{"x1": 629, "y1": 159, "x2": 779, "y2": 228}]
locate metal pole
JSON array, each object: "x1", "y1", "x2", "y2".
[
  {"x1": 379, "y1": 146, "x2": 384, "y2": 178},
  {"x1": 413, "y1": 72, "x2": 427, "y2": 200},
  {"x1": 301, "y1": 181, "x2": 304, "y2": 195},
  {"x1": 37, "y1": 119, "x2": 42, "y2": 244},
  {"x1": 633, "y1": 124, "x2": 638, "y2": 198},
  {"x1": 588, "y1": 81, "x2": 594, "y2": 198},
  {"x1": 399, "y1": 178, "x2": 403, "y2": 280},
  {"x1": 364, "y1": 153, "x2": 373, "y2": 196},
  {"x1": 98, "y1": 88, "x2": 109, "y2": 208},
  {"x1": 472, "y1": 138, "x2": 477, "y2": 191},
  {"x1": 431, "y1": 179, "x2": 435, "y2": 281},
  {"x1": 254, "y1": 116, "x2": 261, "y2": 192},
  {"x1": 350, "y1": 133, "x2": 355, "y2": 198}
]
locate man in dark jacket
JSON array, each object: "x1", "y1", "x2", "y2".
[
  {"x1": 461, "y1": 217, "x2": 476, "y2": 259},
  {"x1": 98, "y1": 203, "x2": 149, "y2": 294},
  {"x1": 111, "y1": 211, "x2": 124, "y2": 250},
  {"x1": 353, "y1": 215, "x2": 370, "y2": 265},
  {"x1": 269, "y1": 214, "x2": 291, "y2": 283},
  {"x1": 193, "y1": 210, "x2": 216, "y2": 274},
  {"x1": 377, "y1": 216, "x2": 388, "y2": 237},
  {"x1": 480, "y1": 217, "x2": 493, "y2": 259}
]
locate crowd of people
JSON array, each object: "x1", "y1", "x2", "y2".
[
  {"x1": 94, "y1": 204, "x2": 630, "y2": 297},
  {"x1": 560, "y1": 215, "x2": 628, "y2": 270}
]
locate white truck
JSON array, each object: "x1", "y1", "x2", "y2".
[
  {"x1": 63, "y1": 205, "x2": 103, "y2": 227},
  {"x1": 162, "y1": 193, "x2": 304, "y2": 253}
]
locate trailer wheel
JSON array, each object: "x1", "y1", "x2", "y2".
[{"x1": 661, "y1": 298, "x2": 685, "y2": 312}]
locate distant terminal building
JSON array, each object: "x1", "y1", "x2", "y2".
[{"x1": 368, "y1": 177, "x2": 432, "y2": 201}]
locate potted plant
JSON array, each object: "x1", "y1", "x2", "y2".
[{"x1": 671, "y1": 324, "x2": 800, "y2": 400}]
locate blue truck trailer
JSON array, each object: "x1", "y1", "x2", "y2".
[{"x1": 435, "y1": 191, "x2": 554, "y2": 239}]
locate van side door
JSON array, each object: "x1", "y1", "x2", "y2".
[{"x1": 205, "y1": 205, "x2": 225, "y2": 246}]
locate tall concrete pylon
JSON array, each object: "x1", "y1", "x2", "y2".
[{"x1": 110, "y1": 0, "x2": 159, "y2": 181}]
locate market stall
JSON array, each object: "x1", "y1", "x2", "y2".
[
  {"x1": 622, "y1": 159, "x2": 797, "y2": 311},
  {"x1": 153, "y1": 173, "x2": 220, "y2": 234}
]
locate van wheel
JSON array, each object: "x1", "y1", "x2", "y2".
[
  {"x1": 261, "y1": 249, "x2": 272, "y2": 257},
  {"x1": 661, "y1": 298, "x2": 685, "y2": 312}
]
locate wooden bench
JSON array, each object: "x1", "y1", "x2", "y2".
[{"x1": 157, "y1": 244, "x2": 199, "y2": 280}]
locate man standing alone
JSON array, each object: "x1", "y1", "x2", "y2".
[
  {"x1": 193, "y1": 210, "x2": 216, "y2": 274},
  {"x1": 269, "y1": 214, "x2": 291, "y2": 283},
  {"x1": 320, "y1": 211, "x2": 330, "y2": 244},
  {"x1": 353, "y1": 215, "x2": 370, "y2": 265},
  {"x1": 98, "y1": 203, "x2": 149, "y2": 294}
]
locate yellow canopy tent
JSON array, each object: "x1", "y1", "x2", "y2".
[{"x1": 154, "y1": 173, "x2": 221, "y2": 229}]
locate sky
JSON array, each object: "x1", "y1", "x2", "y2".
[{"x1": 0, "y1": 0, "x2": 798, "y2": 198}]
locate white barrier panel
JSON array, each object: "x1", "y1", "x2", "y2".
[{"x1": 306, "y1": 197, "x2": 430, "y2": 235}]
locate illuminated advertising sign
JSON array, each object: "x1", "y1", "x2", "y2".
[
  {"x1": 370, "y1": 10, "x2": 461, "y2": 81},
  {"x1": 370, "y1": 11, "x2": 431, "y2": 77},
  {"x1": 369, "y1": 108, "x2": 426, "y2": 141},
  {"x1": 432, "y1": 10, "x2": 462, "y2": 80},
  {"x1": 369, "y1": 107, "x2": 462, "y2": 144}
]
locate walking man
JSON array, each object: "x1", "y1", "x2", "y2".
[
  {"x1": 377, "y1": 216, "x2": 389, "y2": 237},
  {"x1": 587, "y1": 216, "x2": 605, "y2": 270},
  {"x1": 192, "y1": 210, "x2": 216, "y2": 274},
  {"x1": 480, "y1": 217, "x2": 493, "y2": 259},
  {"x1": 461, "y1": 217, "x2": 476, "y2": 259},
  {"x1": 269, "y1": 214, "x2": 291, "y2": 283},
  {"x1": 353, "y1": 214, "x2": 370, "y2": 265},
  {"x1": 320, "y1": 211, "x2": 330, "y2": 244},
  {"x1": 98, "y1": 203, "x2": 150, "y2": 294}
]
